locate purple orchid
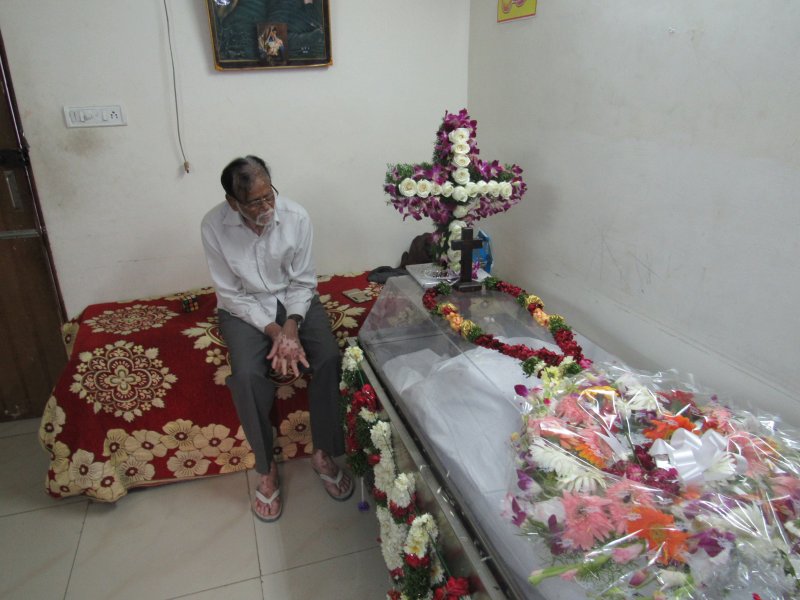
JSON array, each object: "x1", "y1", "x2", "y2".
[
  {"x1": 690, "y1": 528, "x2": 735, "y2": 557},
  {"x1": 516, "y1": 468, "x2": 536, "y2": 492}
]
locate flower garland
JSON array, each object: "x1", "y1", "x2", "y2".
[
  {"x1": 505, "y1": 363, "x2": 800, "y2": 599},
  {"x1": 340, "y1": 347, "x2": 472, "y2": 600},
  {"x1": 384, "y1": 108, "x2": 526, "y2": 272},
  {"x1": 422, "y1": 276, "x2": 591, "y2": 381}
]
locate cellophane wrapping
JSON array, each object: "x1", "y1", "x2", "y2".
[{"x1": 504, "y1": 363, "x2": 800, "y2": 599}]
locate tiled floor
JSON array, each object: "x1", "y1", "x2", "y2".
[{"x1": 0, "y1": 417, "x2": 390, "y2": 600}]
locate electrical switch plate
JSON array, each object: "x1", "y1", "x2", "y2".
[{"x1": 63, "y1": 105, "x2": 126, "y2": 128}]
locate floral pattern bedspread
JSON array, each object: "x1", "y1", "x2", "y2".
[{"x1": 39, "y1": 272, "x2": 381, "y2": 502}]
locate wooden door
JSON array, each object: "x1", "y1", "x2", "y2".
[{"x1": 0, "y1": 33, "x2": 67, "y2": 421}]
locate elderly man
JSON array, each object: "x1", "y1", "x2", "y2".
[{"x1": 201, "y1": 155, "x2": 352, "y2": 522}]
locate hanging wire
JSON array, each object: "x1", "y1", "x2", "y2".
[{"x1": 163, "y1": 0, "x2": 191, "y2": 173}]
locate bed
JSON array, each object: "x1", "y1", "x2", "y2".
[{"x1": 38, "y1": 271, "x2": 381, "y2": 502}]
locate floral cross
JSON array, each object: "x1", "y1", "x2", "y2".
[{"x1": 384, "y1": 108, "x2": 527, "y2": 271}]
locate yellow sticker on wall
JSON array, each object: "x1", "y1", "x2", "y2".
[{"x1": 497, "y1": 0, "x2": 537, "y2": 23}]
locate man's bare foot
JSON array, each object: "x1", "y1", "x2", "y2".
[
  {"x1": 311, "y1": 450, "x2": 354, "y2": 501},
  {"x1": 253, "y1": 461, "x2": 281, "y2": 521}
]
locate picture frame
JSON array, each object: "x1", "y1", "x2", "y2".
[{"x1": 206, "y1": 0, "x2": 332, "y2": 71}]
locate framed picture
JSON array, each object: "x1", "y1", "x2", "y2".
[
  {"x1": 497, "y1": 0, "x2": 537, "y2": 23},
  {"x1": 206, "y1": 0, "x2": 332, "y2": 71}
]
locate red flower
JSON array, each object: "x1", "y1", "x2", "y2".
[
  {"x1": 497, "y1": 281, "x2": 523, "y2": 297},
  {"x1": 367, "y1": 454, "x2": 381, "y2": 466},
  {"x1": 387, "y1": 589, "x2": 402, "y2": 599},
  {"x1": 389, "y1": 501, "x2": 407, "y2": 519},
  {"x1": 444, "y1": 577, "x2": 470, "y2": 597},
  {"x1": 404, "y1": 553, "x2": 431, "y2": 568},
  {"x1": 389, "y1": 568, "x2": 404, "y2": 581}
]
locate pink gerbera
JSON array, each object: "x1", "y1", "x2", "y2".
[
  {"x1": 555, "y1": 394, "x2": 596, "y2": 426},
  {"x1": 561, "y1": 491, "x2": 614, "y2": 551},
  {"x1": 606, "y1": 478, "x2": 657, "y2": 535}
]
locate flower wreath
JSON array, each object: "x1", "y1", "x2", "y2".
[
  {"x1": 506, "y1": 364, "x2": 800, "y2": 599},
  {"x1": 422, "y1": 276, "x2": 592, "y2": 381},
  {"x1": 384, "y1": 108, "x2": 526, "y2": 271},
  {"x1": 340, "y1": 346, "x2": 472, "y2": 600}
]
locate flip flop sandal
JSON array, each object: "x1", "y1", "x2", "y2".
[
  {"x1": 314, "y1": 467, "x2": 354, "y2": 502},
  {"x1": 253, "y1": 488, "x2": 282, "y2": 523}
]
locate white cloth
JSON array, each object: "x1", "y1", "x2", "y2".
[{"x1": 201, "y1": 195, "x2": 317, "y2": 332}]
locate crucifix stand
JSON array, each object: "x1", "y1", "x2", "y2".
[{"x1": 450, "y1": 228, "x2": 483, "y2": 292}]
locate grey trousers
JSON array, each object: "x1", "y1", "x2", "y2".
[{"x1": 218, "y1": 296, "x2": 343, "y2": 474}]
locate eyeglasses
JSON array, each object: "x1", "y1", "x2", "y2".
[{"x1": 237, "y1": 185, "x2": 279, "y2": 208}]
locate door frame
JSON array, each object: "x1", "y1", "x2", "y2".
[{"x1": 0, "y1": 30, "x2": 67, "y2": 322}]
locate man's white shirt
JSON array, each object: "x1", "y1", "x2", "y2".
[{"x1": 201, "y1": 195, "x2": 317, "y2": 332}]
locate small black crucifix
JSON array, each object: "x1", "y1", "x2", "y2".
[{"x1": 450, "y1": 227, "x2": 484, "y2": 292}]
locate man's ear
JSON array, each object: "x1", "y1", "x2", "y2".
[{"x1": 225, "y1": 194, "x2": 238, "y2": 210}]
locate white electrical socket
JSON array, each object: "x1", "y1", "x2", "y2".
[{"x1": 64, "y1": 105, "x2": 126, "y2": 128}]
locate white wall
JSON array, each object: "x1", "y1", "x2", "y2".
[
  {"x1": 468, "y1": 1, "x2": 800, "y2": 421},
  {"x1": 0, "y1": 0, "x2": 469, "y2": 317}
]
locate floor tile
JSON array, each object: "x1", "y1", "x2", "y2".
[
  {"x1": 261, "y1": 546, "x2": 391, "y2": 600},
  {"x1": 250, "y1": 458, "x2": 380, "y2": 576},
  {"x1": 0, "y1": 431, "x2": 84, "y2": 517},
  {"x1": 66, "y1": 472, "x2": 259, "y2": 600},
  {"x1": 0, "y1": 417, "x2": 41, "y2": 438},
  {"x1": 0, "y1": 502, "x2": 87, "y2": 600},
  {"x1": 167, "y1": 577, "x2": 262, "y2": 599}
]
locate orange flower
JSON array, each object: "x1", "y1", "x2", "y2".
[
  {"x1": 532, "y1": 308, "x2": 549, "y2": 327},
  {"x1": 643, "y1": 414, "x2": 697, "y2": 440},
  {"x1": 446, "y1": 313, "x2": 464, "y2": 332},
  {"x1": 575, "y1": 442, "x2": 606, "y2": 468},
  {"x1": 626, "y1": 507, "x2": 689, "y2": 565}
]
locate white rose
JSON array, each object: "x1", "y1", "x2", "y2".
[
  {"x1": 398, "y1": 178, "x2": 417, "y2": 198},
  {"x1": 499, "y1": 181, "x2": 513, "y2": 199},
  {"x1": 487, "y1": 180, "x2": 500, "y2": 197},
  {"x1": 452, "y1": 168, "x2": 470, "y2": 185},
  {"x1": 416, "y1": 179, "x2": 432, "y2": 198},
  {"x1": 452, "y1": 153, "x2": 470, "y2": 168},
  {"x1": 476, "y1": 180, "x2": 488, "y2": 195},
  {"x1": 441, "y1": 181, "x2": 454, "y2": 197},
  {"x1": 448, "y1": 219, "x2": 466, "y2": 232},
  {"x1": 451, "y1": 186, "x2": 468, "y2": 203},
  {"x1": 451, "y1": 142, "x2": 470, "y2": 155},
  {"x1": 448, "y1": 128, "x2": 470, "y2": 144},
  {"x1": 465, "y1": 182, "x2": 478, "y2": 197},
  {"x1": 449, "y1": 225, "x2": 462, "y2": 240},
  {"x1": 431, "y1": 182, "x2": 442, "y2": 196},
  {"x1": 453, "y1": 204, "x2": 469, "y2": 218},
  {"x1": 447, "y1": 249, "x2": 461, "y2": 263}
]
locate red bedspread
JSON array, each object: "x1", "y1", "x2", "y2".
[{"x1": 38, "y1": 272, "x2": 381, "y2": 502}]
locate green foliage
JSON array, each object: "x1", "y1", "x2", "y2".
[
  {"x1": 403, "y1": 562, "x2": 434, "y2": 600},
  {"x1": 522, "y1": 357, "x2": 542, "y2": 378},
  {"x1": 386, "y1": 163, "x2": 416, "y2": 183},
  {"x1": 347, "y1": 451, "x2": 369, "y2": 479},
  {"x1": 563, "y1": 361, "x2": 582, "y2": 376},
  {"x1": 548, "y1": 315, "x2": 571, "y2": 334},
  {"x1": 355, "y1": 418, "x2": 373, "y2": 451},
  {"x1": 434, "y1": 282, "x2": 452, "y2": 296},
  {"x1": 464, "y1": 324, "x2": 484, "y2": 342},
  {"x1": 516, "y1": 293, "x2": 529, "y2": 308},
  {"x1": 531, "y1": 468, "x2": 562, "y2": 497},
  {"x1": 483, "y1": 276, "x2": 499, "y2": 290},
  {"x1": 498, "y1": 167, "x2": 516, "y2": 182},
  {"x1": 341, "y1": 369, "x2": 362, "y2": 390}
]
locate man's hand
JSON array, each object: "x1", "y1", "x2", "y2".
[{"x1": 265, "y1": 320, "x2": 309, "y2": 377}]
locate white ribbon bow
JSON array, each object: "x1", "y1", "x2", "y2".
[{"x1": 648, "y1": 428, "x2": 748, "y2": 485}]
